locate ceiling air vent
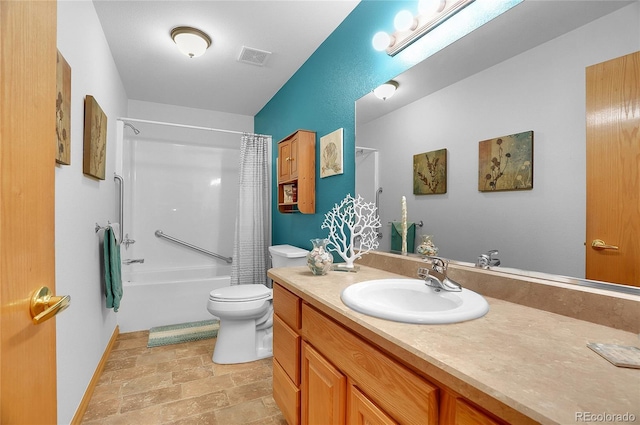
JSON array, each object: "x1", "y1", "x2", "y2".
[{"x1": 238, "y1": 46, "x2": 271, "y2": 67}]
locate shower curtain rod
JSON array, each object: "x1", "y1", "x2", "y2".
[{"x1": 117, "y1": 117, "x2": 270, "y2": 138}]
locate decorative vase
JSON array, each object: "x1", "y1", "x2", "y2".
[
  {"x1": 306, "y1": 238, "x2": 333, "y2": 276},
  {"x1": 416, "y1": 235, "x2": 438, "y2": 257}
]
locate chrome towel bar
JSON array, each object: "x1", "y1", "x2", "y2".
[{"x1": 155, "y1": 229, "x2": 232, "y2": 264}]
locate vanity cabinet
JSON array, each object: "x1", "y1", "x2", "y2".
[
  {"x1": 277, "y1": 130, "x2": 315, "y2": 214},
  {"x1": 273, "y1": 284, "x2": 302, "y2": 425},
  {"x1": 272, "y1": 282, "x2": 509, "y2": 425}
]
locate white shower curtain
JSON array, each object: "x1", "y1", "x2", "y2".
[{"x1": 230, "y1": 133, "x2": 271, "y2": 286}]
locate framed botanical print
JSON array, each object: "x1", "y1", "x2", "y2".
[
  {"x1": 413, "y1": 148, "x2": 447, "y2": 195},
  {"x1": 478, "y1": 131, "x2": 533, "y2": 192},
  {"x1": 83, "y1": 95, "x2": 107, "y2": 180}
]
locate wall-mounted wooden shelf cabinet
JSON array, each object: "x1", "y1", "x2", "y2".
[{"x1": 277, "y1": 130, "x2": 315, "y2": 214}]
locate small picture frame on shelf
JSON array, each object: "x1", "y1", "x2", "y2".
[{"x1": 283, "y1": 184, "x2": 294, "y2": 203}]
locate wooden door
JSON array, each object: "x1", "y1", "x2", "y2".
[
  {"x1": 586, "y1": 51, "x2": 640, "y2": 286},
  {"x1": 348, "y1": 383, "x2": 398, "y2": 425},
  {"x1": 1, "y1": 1, "x2": 58, "y2": 423},
  {"x1": 301, "y1": 341, "x2": 346, "y2": 425}
]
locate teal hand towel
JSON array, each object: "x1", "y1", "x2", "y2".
[
  {"x1": 103, "y1": 227, "x2": 123, "y2": 312},
  {"x1": 390, "y1": 222, "x2": 416, "y2": 253}
]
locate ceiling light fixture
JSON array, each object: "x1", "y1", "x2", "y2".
[
  {"x1": 373, "y1": 80, "x2": 399, "y2": 101},
  {"x1": 170, "y1": 26, "x2": 212, "y2": 58},
  {"x1": 373, "y1": 0, "x2": 475, "y2": 56}
]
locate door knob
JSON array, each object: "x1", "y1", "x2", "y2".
[
  {"x1": 30, "y1": 286, "x2": 71, "y2": 325},
  {"x1": 591, "y1": 239, "x2": 619, "y2": 250}
]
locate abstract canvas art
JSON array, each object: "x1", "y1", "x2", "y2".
[
  {"x1": 413, "y1": 148, "x2": 447, "y2": 195},
  {"x1": 478, "y1": 131, "x2": 533, "y2": 192},
  {"x1": 83, "y1": 95, "x2": 107, "y2": 180}
]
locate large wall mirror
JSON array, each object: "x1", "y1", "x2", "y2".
[{"x1": 355, "y1": 1, "x2": 639, "y2": 290}]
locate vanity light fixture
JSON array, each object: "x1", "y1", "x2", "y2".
[
  {"x1": 373, "y1": 80, "x2": 399, "y2": 101},
  {"x1": 170, "y1": 26, "x2": 212, "y2": 58},
  {"x1": 372, "y1": 0, "x2": 475, "y2": 56}
]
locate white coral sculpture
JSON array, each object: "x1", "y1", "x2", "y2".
[{"x1": 322, "y1": 194, "x2": 381, "y2": 269}]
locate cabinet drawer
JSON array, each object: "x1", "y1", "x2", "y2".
[
  {"x1": 302, "y1": 303, "x2": 439, "y2": 425},
  {"x1": 274, "y1": 283, "x2": 301, "y2": 330},
  {"x1": 274, "y1": 314, "x2": 301, "y2": 385},
  {"x1": 273, "y1": 359, "x2": 300, "y2": 425}
]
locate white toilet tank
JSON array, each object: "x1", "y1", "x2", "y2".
[{"x1": 269, "y1": 244, "x2": 308, "y2": 268}]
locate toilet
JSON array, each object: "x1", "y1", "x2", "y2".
[{"x1": 207, "y1": 244, "x2": 308, "y2": 364}]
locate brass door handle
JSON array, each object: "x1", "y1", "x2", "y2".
[
  {"x1": 591, "y1": 239, "x2": 619, "y2": 250},
  {"x1": 30, "y1": 286, "x2": 71, "y2": 325}
]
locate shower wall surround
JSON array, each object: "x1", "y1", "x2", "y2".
[{"x1": 121, "y1": 122, "x2": 240, "y2": 274}]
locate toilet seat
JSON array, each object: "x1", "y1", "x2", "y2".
[{"x1": 209, "y1": 285, "x2": 271, "y2": 302}]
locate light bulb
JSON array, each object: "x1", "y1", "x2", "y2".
[
  {"x1": 372, "y1": 31, "x2": 392, "y2": 51},
  {"x1": 418, "y1": 0, "x2": 446, "y2": 16},
  {"x1": 394, "y1": 10, "x2": 415, "y2": 31}
]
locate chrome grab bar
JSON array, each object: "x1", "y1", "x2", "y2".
[
  {"x1": 113, "y1": 173, "x2": 125, "y2": 243},
  {"x1": 154, "y1": 230, "x2": 232, "y2": 264}
]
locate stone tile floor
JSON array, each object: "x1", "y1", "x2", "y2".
[{"x1": 82, "y1": 331, "x2": 286, "y2": 424}]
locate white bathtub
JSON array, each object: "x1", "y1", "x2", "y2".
[{"x1": 117, "y1": 265, "x2": 231, "y2": 332}]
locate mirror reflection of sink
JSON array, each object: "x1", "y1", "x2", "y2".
[{"x1": 340, "y1": 278, "x2": 489, "y2": 324}]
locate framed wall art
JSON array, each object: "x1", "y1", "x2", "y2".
[
  {"x1": 478, "y1": 130, "x2": 533, "y2": 192},
  {"x1": 56, "y1": 50, "x2": 71, "y2": 165},
  {"x1": 413, "y1": 148, "x2": 447, "y2": 195},
  {"x1": 83, "y1": 95, "x2": 107, "y2": 180},
  {"x1": 320, "y1": 128, "x2": 343, "y2": 178}
]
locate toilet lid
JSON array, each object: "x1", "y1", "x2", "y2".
[{"x1": 209, "y1": 285, "x2": 272, "y2": 302}]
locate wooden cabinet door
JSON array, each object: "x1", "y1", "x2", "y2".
[
  {"x1": 301, "y1": 341, "x2": 346, "y2": 425},
  {"x1": 278, "y1": 140, "x2": 292, "y2": 182},
  {"x1": 348, "y1": 383, "x2": 398, "y2": 425}
]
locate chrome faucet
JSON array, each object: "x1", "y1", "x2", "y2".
[
  {"x1": 122, "y1": 233, "x2": 136, "y2": 250},
  {"x1": 417, "y1": 256, "x2": 462, "y2": 292},
  {"x1": 122, "y1": 258, "x2": 144, "y2": 265},
  {"x1": 476, "y1": 250, "x2": 500, "y2": 269}
]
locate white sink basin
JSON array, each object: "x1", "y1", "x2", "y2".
[{"x1": 340, "y1": 278, "x2": 489, "y2": 324}]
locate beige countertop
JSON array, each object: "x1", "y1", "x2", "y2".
[{"x1": 268, "y1": 264, "x2": 640, "y2": 425}]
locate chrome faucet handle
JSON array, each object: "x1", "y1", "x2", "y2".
[
  {"x1": 424, "y1": 256, "x2": 448, "y2": 275},
  {"x1": 476, "y1": 250, "x2": 500, "y2": 269},
  {"x1": 122, "y1": 233, "x2": 136, "y2": 250}
]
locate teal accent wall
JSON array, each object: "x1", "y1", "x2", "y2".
[{"x1": 255, "y1": 0, "x2": 521, "y2": 253}]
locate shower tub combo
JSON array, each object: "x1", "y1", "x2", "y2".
[
  {"x1": 119, "y1": 265, "x2": 231, "y2": 332},
  {"x1": 116, "y1": 119, "x2": 242, "y2": 332}
]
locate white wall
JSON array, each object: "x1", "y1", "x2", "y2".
[
  {"x1": 357, "y1": 3, "x2": 639, "y2": 278},
  {"x1": 55, "y1": 1, "x2": 128, "y2": 423}
]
